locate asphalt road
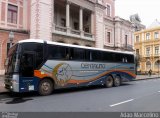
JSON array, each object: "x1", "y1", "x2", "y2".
[{"x1": 0, "y1": 79, "x2": 160, "y2": 112}]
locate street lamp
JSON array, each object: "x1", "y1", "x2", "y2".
[{"x1": 9, "y1": 31, "x2": 14, "y2": 48}]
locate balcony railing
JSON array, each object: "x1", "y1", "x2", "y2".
[
  {"x1": 154, "y1": 53, "x2": 160, "y2": 56},
  {"x1": 122, "y1": 44, "x2": 134, "y2": 51},
  {"x1": 55, "y1": 25, "x2": 67, "y2": 32},
  {"x1": 54, "y1": 25, "x2": 94, "y2": 40},
  {"x1": 71, "y1": 29, "x2": 80, "y2": 35},
  {"x1": 145, "y1": 54, "x2": 151, "y2": 57},
  {"x1": 84, "y1": 32, "x2": 93, "y2": 38}
]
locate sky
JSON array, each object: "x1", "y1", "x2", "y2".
[{"x1": 115, "y1": 0, "x2": 160, "y2": 27}]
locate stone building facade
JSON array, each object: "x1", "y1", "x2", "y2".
[
  {"x1": 0, "y1": 0, "x2": 142, "y2": 74},
  {"x1": 0, "y1": 0, "x2": 30, "y2": 74},
  {"x1": 134, "y1": 20, "x2": 160, "y2": 74},
  {"x1": 30, "y1": 0, "x2": 135, "y2": 50}
]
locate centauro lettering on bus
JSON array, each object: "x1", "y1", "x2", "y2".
[{"x1": 34, "y1": 60, "x2": 136, "y2": 88}]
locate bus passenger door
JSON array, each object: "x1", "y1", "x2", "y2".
[{"x1": 20, "y1": 52, "x2": 36, "y2": 77}]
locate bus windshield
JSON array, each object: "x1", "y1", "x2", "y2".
[{"x1": 5, "y1": 44, "x2": 19, "y2": 75}]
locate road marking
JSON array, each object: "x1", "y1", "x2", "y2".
[
  {"x1": 110, "y1": 99, "x2": 134, "y2": 107},
  {"x1": 158, "y1": 91, "x2": 160, "y2": 93}
]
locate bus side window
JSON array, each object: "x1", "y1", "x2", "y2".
[
  {"x1": 92, "y1": 51, "x2": 102, "y2": 61},
  {"x1": 70, "y1": 48, "x2": 84, "y2": 60},
  {"x1": 122, "y1": 58, "x2": 125, "y2": 63},
  {"x1": 65, "y1": 48, "x2": 70, "y2": 60},
  {"x1": 85, "y1": 50, "x2": 92, "y2": 61},
  {"x1": 125, "y1": 57, "x2": 128, "y2": 63},
  {"x1": 48, "y1": 45, "x2": 66, "y2": 59},
  {"x1": 65, "y1": 53, "x2": 69, "y2": 60},
  {"x1": 125, "y1": 54, "x2": 134, "y2": 63},
  {"x1": 103, "y1": 52, "x2": 114, "y2": 62}
]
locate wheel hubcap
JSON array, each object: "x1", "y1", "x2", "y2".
[
  {"x1": 42, "y1": 82, "x2": 50, "y2": 92},
  {"x1": 114, "y1": 77, "x2": 120, "y2": 86},
  {"x1": 107, "y1": 78, "x2": 113, "y2": 86},
  {"x1": 115, "y1": 78, "x2": 120, "y2": 84}
]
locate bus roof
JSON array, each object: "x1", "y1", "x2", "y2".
[{"x1": 19, "y1": 39, "x2": 134, "y2": 55}]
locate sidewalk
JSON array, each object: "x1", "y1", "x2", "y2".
[{"x1": 135, "y1": 75, "x2": 159, "y2": 80}]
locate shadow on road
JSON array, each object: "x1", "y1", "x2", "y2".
[
  {"x1": 120, "y1": 83, "x2": 133, "y2": 86},
  {"x1": 6, "y1": 97, "x2": 33, "y2": 104}
]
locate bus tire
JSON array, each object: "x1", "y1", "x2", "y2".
[
  {"x1": 105, "y1": 76, "x2": 113, "y2": 88},
  {"x1": 38, "y1": 79, "x2": 54, "y2": 96},
  {"x1": 114, "y1": 76, "x2": 121, "y2": 87}
]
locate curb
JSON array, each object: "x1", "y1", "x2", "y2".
[{"x1": 134, "y1": 77, "x2": 160, "y2": 81}]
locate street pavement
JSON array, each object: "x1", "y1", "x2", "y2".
[{"x1": 0, "y1": 76, "x2": 160, "y2": 112}]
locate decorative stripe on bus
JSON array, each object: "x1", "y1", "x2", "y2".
[
  {"x1": 34, "y1": 69, "x2": 136, "y2": 84},
  {"x1": 67, "y1": 70, "x2": 136, "y2": 84}
]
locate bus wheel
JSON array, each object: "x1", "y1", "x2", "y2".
[
  {"x1": 38, "y1": 79, "x2": 53, "y2": 96},
  {"x1": 105, "y1": 76, "x2": 113, "y2": 88},
  {"x1": 114, "y1": 76, "x2": 121, "y2": 87}
]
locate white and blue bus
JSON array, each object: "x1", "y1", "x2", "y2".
[{"x1": 5, "y1": 39, "x2": 136, "y2": 95}]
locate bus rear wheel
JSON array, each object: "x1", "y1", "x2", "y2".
[
  {"x1": 105, "y1": 76, "x2": 113, "y2": 88},
  {"x1": 38, "y1": 79, "x2": 54, "y2": 96},
  {"x1": 114, "y1": 76, "x2": 121, "y2": 87}
]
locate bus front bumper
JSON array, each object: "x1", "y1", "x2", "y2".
[{"x1": 4, "y1": 75, "x2": 19, "y2": 92}]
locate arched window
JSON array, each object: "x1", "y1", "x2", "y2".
[
  {"x1": 146, "y1": 61, "x2": 151, "y2": 70},
  {"x1": 155, "y1": 60, "x2": 160, "y2": 69}
]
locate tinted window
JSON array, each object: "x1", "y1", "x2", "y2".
[
  {"x1": 6, "y1": 45, "x2": 18, "y2": 74},
  {"x1": 22, "y1": 43, "x2": 43, "y2": 69},
  {"x1": 126, "y1": 54, "x2": 134, "y2": 63},
  {"x1": 115, "y1": 53, "x2": 126, "y2": 63},
  {"x1": 21, "y1": 53, "x2": 35, "y2": 77},
  {"x1": 70, "y1": 48, "x2": 84, "y2": 60},
  {"x1": 85, "y1": 50, "x2": 92, "y2": 61},
  {"x1": 103, "y1": 52, "x2": 115, "y2": 62},
  {"x1": 115, "y1": 53, "x2": 134, "y2": 63},
  {"x1": 91, "y1": 51, "x2": 102, "y2": 61},
  {"x1": 48, "y1": 45, "x2": 66, "y2": 59}
]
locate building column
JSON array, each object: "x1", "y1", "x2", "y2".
[
  {"x1": 79, "y1": 7, "x2": 84, "y2": 37},
  {"x1": 30, "y1": 0, "x2": 53, "y2": 40},
  {"x1": 66, "y1": 1, "x2": 70, "y2": 33},
  {"x1": 52, "y1": 0, "x2": 55, "y2": 32}
]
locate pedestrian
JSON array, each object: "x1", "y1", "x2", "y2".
[{"x1": 148, "y1": 69, "x2": 152, "y2": 77}]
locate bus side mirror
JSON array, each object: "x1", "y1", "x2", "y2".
[{"x1": 4, "y1": 58, "x2": 9, "y2": 66}]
